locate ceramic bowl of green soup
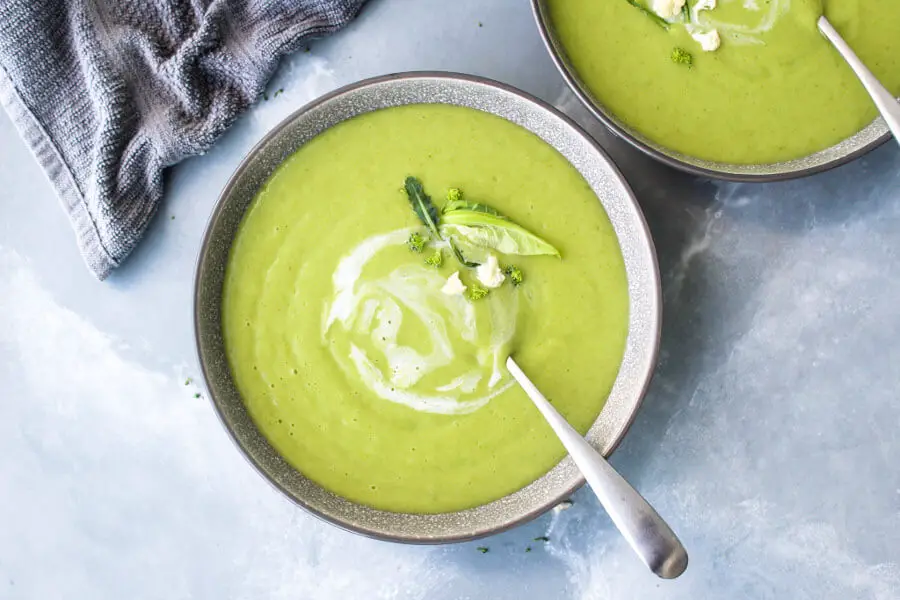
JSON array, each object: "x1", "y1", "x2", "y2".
[
  {"x1": 194, "y1": 72, "x2": 661, "y2": 542},
  {"x1": 534, "y1": 0, "x2": 900, "y2": 180}
]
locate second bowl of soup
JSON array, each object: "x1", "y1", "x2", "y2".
[{"x1": 534, "y1": 0, "x2": 900, "y2": 180}]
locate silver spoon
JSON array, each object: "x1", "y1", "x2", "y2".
[
  {"x1": 506, "y1": 357, "x2": 688, "y2": 579},
  {"x1": 818, "y1": 16, "x2": 900, "y2": 145}
]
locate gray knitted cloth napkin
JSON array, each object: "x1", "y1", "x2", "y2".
[{"x1": 0, "y1": 0, "x2": 367, "y2": 279}]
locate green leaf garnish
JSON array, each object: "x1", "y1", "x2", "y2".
[
  {"x1": 625, "y1": 0, "x2": 670, "y2": 30},
  {"x1": 443, "y1": 198, "x2": 505, "y2": 217},
  {"x1": 404, "y1": 176, "x2": 440, "y2": 239},
  {"x1": 448, "y1": 238, "x2": 480, "y2": 268},
  {"x1": 439, "y1": 190, "x2": 558, "y2": 256},
  {"x1": 401, "y1": 180, "x2": 558, "y2": 269},
  {"x1": 440, "y1": 188, "x2": 558, "y2": 258},
  {"x1": 403, "y1": 177, "x2": 481, "y2": 267},
  {"x1": 441, "y1": 212, "x2": 560, "y2": 257},
  {"x1": 682, "y1": 0, "x2": 691, "y2": 21},
  {"x1": 407, "y1": 232, "x2": 427, "y2": 253}
]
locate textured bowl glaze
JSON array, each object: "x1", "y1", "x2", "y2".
[
  {"x1": 531, "y1": 0, "x2": 892, "y2": 182},
  {"x1": 194, "y1": 72, "x2": 661, "y2": 543}
]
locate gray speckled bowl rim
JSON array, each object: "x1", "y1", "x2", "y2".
[
  {"x1": 532, "y1": 0, "x2": 892, "y2": 182},
  {"x1": 194, "y1": 71, "x2": 662, "y2": 544}
]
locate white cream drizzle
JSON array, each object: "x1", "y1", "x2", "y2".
[
  {"x1": 323, "y1": 228, "x2": 518, "y2": 415},
  {"x1": 691, "y1": 0, "x2": 790, "y2": 45}
]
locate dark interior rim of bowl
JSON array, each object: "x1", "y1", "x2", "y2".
[
  {"x1": 193, "y1": 71, "x2": 662, "y2": 543},
  {"x1": 530, "y1": 0, "x2": 892, "y2": 182}
]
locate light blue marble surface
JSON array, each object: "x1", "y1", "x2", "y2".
[{"x1": 1, "y1": 0, "x2": 898, "y2": 598}]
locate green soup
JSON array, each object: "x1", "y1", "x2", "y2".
[
  {"x1": 222, "y1": 104, "x2": 629, "y2": 513},
  {"x1": 547, "y1": 0, "x2": 900, "y2": 164}
]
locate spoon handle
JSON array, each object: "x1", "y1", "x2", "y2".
[
  {"x1": 818, "y1": 16, "x2": 900, "y2": 144},
  {"x1": 506, "y1": 358, "x2": 688, "y2": 579}
]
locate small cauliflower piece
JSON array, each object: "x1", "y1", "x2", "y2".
[
  {"x1": 475, "y1": 254, "x2": 505, "y2": 289},
  {"x1": 692, "y1": 29, "x2": 721, "y2": 51},
  {"x1": 651, "y1": 0, "x2": 685, "y2": 19},
  {"x1": 441, "y1": 271, "x2": 467, "y2": 296},
  {"x1": 694, "y1": 0, "x2": 717, "y2": 11}
]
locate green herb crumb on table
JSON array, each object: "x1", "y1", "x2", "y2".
[{"x1": 476, "y1": 546, "x2": 489, "y2": 554}]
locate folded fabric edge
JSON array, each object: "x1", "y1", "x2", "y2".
[
  {"x1": 0, "y1": 62, "x2": 116, "y2": 280},
  {"x1": 0, "y1": 0, "x2": 371, "y2": 282}
]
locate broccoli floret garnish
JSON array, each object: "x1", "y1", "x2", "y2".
[
  {"x1": 425, "y1": 249, "x2": 443, "y2": 268},
  {"x1": 504, "y1": 265, "x2": 523, "y2": 286},
  {"x1": 671, "y1": 47, "x2": 693, "y2": 67},
  {"x1": 467, "y1": 283, "x2": 489, "y2": 301},
  {"x1": 407, "y1": 232, "x2": 427, "y2": 253},
  {"x1": 447, "y1": 188, "x2": 462, "y2": 203}
]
